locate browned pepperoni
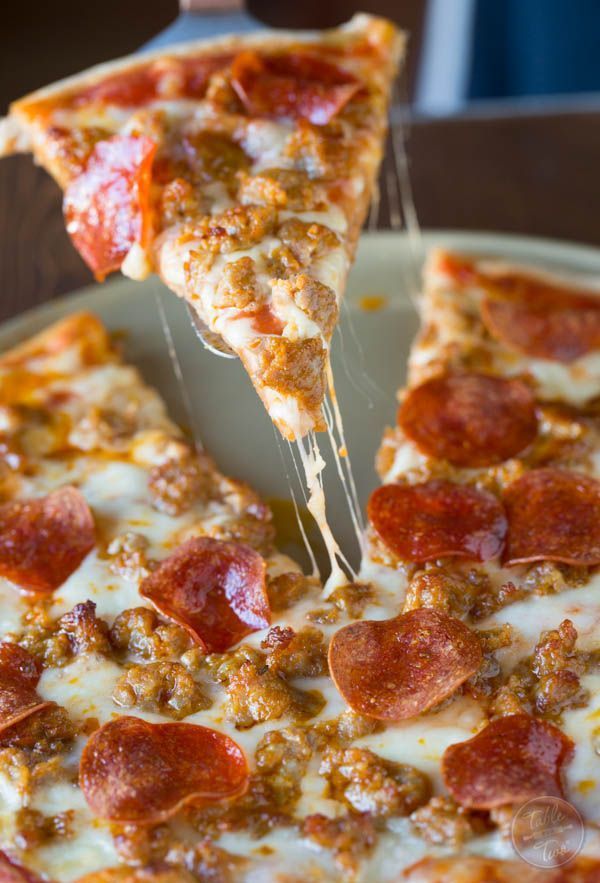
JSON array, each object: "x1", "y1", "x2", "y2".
[
  {"x1": 0, "y1": 643, "x2": 52, "y2": 735},
  {"x1": 398, "y1": 373, "x2": 538, "y2": 467},
  {"x1": 231, "y1": 51, "x2": 360, "y2": 124},
  {"x1": 80, "y1": 716, "x2": 249, "y2": 824},
  {"x1": 442, "y1": 713, "x2": 573, "y2": 809},
  {"x1": 481, "y1": 288, "x2": 600, "y2": 363},
  {"x1": 64, "y1": 134, "x2": 156, "y2": 280},
  {"x1": 503, "y1": 467, "x2": 600, "y2": 566},
  {"x1": 436, "y1": 250, "x2": 600, "y2": 362},
  {"x1": 0, "y1": 487, "x2": 95, "y2": 594},
  {"x1": 139, "y1": 537, "x2": 271, "y2": 653},
  {"x1": 328, "y1": 608, "x2": 482, "y2": 721},
  {"x1": 368, "y1": 481, "x2": 506, "y2": 563}
]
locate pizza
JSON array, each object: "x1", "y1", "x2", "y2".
[
  {"x1": 361, "y1": 249, "x2": 600, "y2": 880},
  {"x1": 0, "y1": 15, "x2": 402, "y2": 442},
  {"x1": 2, "y1": 250, "x2": 600, "y2": 883}
]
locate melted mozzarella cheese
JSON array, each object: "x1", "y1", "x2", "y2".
[
  {"x1": 357, "y1": 697, "x2": 485, "y2": 789},
  {"x1": 296, "y1": 433, "x2": 351, "y2": 594}
]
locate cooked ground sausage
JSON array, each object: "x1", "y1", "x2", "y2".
[
  {"x1": 320, "y1": 747, "x2": 431, "y2": 818},
  {"x1": 302, "y1": 812, "x2": 377, "y2": 874},
  {"x1": 411, "y1": 796, "x2": 487, "y2": 846},
  {"x1": 13, "y1": 808, "x2": 74, "y2": 850},
  {"x1": 107, "y1": 532, "x2": 151, "y2": 583},
  {"x1": 0, "y1": 705, "x2": 75, "y2": 761},
  {"x1": 225, "y1": 659, "x2": 324, "y2": 728},
  {"x1": 109, "y1": 607, "x2": 193, "y2": 661},
  {"x1": 112, "y1": 661, "x2": 211, "y2": 719},
  {"x1": 492, "y1": 619, "x2": 589, "y2": 719},
  {"x1": 258, "y1": 337, "x2": 327, "y2": 415},
  {"x1": 183, "y1": 205, "x2": 277, "y2": 254},
  {"x1": 266, "y1": 572, "x2": 312, "y2": 611},
  {"x1": 239, "y1": 169, "x2": 324, "y2": 211},
  {"x1": 213, "y1": 256, "x2": 264, "y2": 311},
  {"x1": 277, "y1": 218, "x2": 339, "y2": 266},
  {"x1": 404, "y1": 566, "x2": 485, "y2": 620},
  {"x1": 262, "y1": 626, "x2": 327, "y2": 679},
  {"x1": 254, "y1": 727, "x2": 313, "y2": 807},
  {"x1": 148, "y1": 452, "x2": 217, "y2": 516}
]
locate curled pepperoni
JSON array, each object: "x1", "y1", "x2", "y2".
[
  {"x1": 139, "y1": 537, "x2": 271, "y2": 653},
  {"x1": 328, "y1": 608, "x2": 482, "y2": 721},
  {"x1": 69, "y1": 55, "x2": 232, "y2": 108},
  {"x1": 503, "y1": 468, "x2": 600, "y2": 566},
  {"x1": 64, "y1": 134, "x2": 156, "y2": 280},
  {"x1": 0, "y1": 487, "x2": 95, "y2": 594},
  {"x1": 481, "y1": 275, "x2": 600, "y2": 363},
  {"x1": 437, "y1": 251, "x2": 600, "y2": 362},
  {"x1": 80, "y1": 715, "x2": 249, "y2": 824},
  {"x1": 0, "y1": 852, "x2": 44, "y2": 883},
  {"x1": 0, "y1": 643, "x2": 51, "y2": 735},
  {"x1": 442, "y1": 713, "x2": 573, "y2": 809},
  {"x1": 74, "y1": 67, "x2": 162, "y2": 108},
  {"x1": 398, "y1": 373, "x2": 538, "y2": 468},
  {"x1": 231, "y1": 51, "x2": 360, "y2": 124},
  {"x1": 368, "y1": 481, "x2": 506, "y2": 563}
]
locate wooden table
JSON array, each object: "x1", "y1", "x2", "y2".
[{"x1": 1, "y1": 105, "x2": 599, "y2": 323}]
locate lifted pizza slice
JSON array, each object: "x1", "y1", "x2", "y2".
[{"x1": 0, "y1": 15, "x2": 402, "y2": 440}]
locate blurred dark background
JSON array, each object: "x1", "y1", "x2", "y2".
[
  {"x1": 4, "y1": 0, "x2": 600, "y2": 113},
  {"x1": 2, "y1": 0, "x2": 600, "y2": 320},
  {"x1": 1, "y1": 0, "x2": 424, "y2": 112}
]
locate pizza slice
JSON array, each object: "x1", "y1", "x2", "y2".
[
  {"x1": 0, "y1": 15, "x2": 402, "y2": 440},
  {"x1": 354, "y1": 248, "x2": 600, "y2": 872}
]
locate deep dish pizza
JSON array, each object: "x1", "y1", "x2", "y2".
[
  {"x1": 361, "y1": 249, "x2": 600, "y2": 879},
  {"x1": 0, "y1": 15, "x2": 401, "y2": 441}
]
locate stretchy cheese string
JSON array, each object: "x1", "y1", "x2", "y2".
[
  {"x1": 295, "y1": 433, "x2": 353, "y2": 594},
  {"x1": 153, "y1": 285, "x2": 205, "y2": 454},
  {"x1": 324, "y1": 369, "x2": 364, "y2": 538},
  {"x1": 272, "y1": 426, "x2": 320, "y2": 579}
]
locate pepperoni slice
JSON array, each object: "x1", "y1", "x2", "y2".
[
  {"x1": 437, "y1": 251, "x2": 600, "y2": 362},
  {"x1": 231, "y1": 51, "x2": 360, "y2": 124},
  {"x1": 139, "y1": 537, "x2": 271, "y2": 653},
  {"x1": 481, "y1": 292, "x2": 600, "y2": 364},
  {"x1": 0, "y1": 487, "x2": 95, "y2": 594},
  {"x1": 434, "y1": 251, "x2": 479, "y2": 286},
  {"x1": 328, "y1": 608, "x2": 482, "y2": 721},
  {"x1": 69, "y1": 55, "x2": 232, "y2": 108},
  {"x1": 442, "y1": 713, "x2": 573, "y2": 809},
  {"x1": 401, "y1": 856, "x2": 546, "y2": 882},
  {"x1": 0, "y1": 643, "x2": 51, "y2": 735},
  {"x1": 368, "y1": 481, "x2": 506, "y2": 563},
  {"x1": 73, "y1": 67, "x2": 161, "y2": 108},
  {"x1": 80, "y1": 715, "x2": 249, "y2": 824},
  {"x1": 398, "y1": 373, "x2": 538, "y2": 468},
  {"x1": 0, "y1": 852, "x2": 44, "y2": 883},
  {"x1": 503, "y1": 468, "x2": 600, "y2": 566},
  {"x1": 64, "y1": 134, "x2": 156, "y2": 280}
]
